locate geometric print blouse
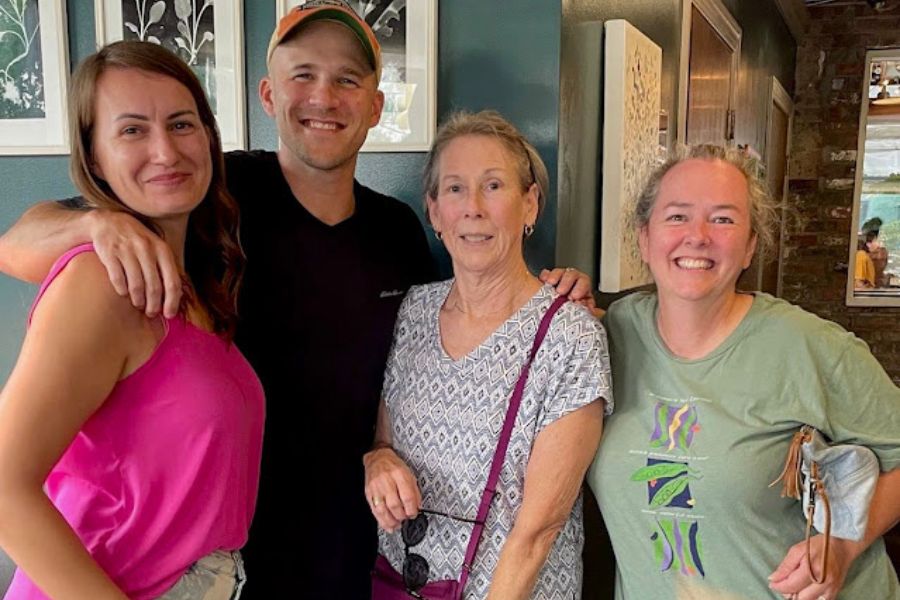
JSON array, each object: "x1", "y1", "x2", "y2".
[{"x1": 378, "y1": 280, "x2": 613, "y2": 599}]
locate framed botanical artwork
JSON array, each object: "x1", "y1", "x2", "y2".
[
  {"x1": 0, "y1": 0, "x2": 70, "y2": 155},
  {"x1": 277, "y1": 0, "x2": 437, "y2": 152},
  {"x1": 599, "y1": 20, "x2": 661, "y2": 293},
  {"x1": 95, "y1": 0, "x2": 246, "y2": 150}
]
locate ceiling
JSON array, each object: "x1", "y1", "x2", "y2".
[{"x1": 804, "y1": 0, "x2": 894, "y2": 8}]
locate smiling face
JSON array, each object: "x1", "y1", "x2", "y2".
[
  {"x1": 427, "y1": 134, "x2": 539, "y2": 278},
  {"x1": 260, "y1": 20, "x2": 384, "y2": 174},
  {"x1": 638, "y1": 158, "x2": 757, "y2": 304},
  {"x1": 90, "y1": 67, "x2": 212, "y2": 224}
]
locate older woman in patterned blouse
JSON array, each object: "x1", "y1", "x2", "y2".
[{"x1": 363, "y1": 110, "x2": 613, "y2": 599}]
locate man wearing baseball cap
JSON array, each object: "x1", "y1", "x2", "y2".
[
  {"x1": 0, "y1": 4, "x2": 432, "y2": 596},
  {"x1": 0, "y1": 1, "x2": 591, "y2": 597},
  {"x1": 231, "y1": 2, "x2": 435, "y2": 598}
]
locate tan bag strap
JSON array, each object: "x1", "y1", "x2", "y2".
[
  {"x1": 804, "y1": 462, "x2": 831, "y2": 584},
  {"x1": 769, "y1": 428, "x2": 831, "y2": 584}
]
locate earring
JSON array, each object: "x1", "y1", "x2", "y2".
[
  {"x1": 435, "y1": 230, "x2": 443, "y2": 241},
  {"x1": 524, "y1": 224, "x2": 535, "y2": 238}
]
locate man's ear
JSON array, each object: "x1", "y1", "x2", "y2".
[
  {"x1": 259, "y1": 76, "x2": 276, "y2": 118},
  {"x1": 369, "y1": 89, "x2": 385, "y2": 128}
]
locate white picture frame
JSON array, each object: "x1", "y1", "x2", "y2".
[
  {"x1": 599, "y1": 20, "x2": 661, "y2": 293},
  {"x1": 95, "y1": 0, "x2": 246, "y2": 150},
  {"x1": 277, "y1": 0, "x2": 437, "y2": 152},
  {"x1": 0, "y1": 0, "x2": 70, "y2": 155},
  {"x1": 845, "y1": 49, "x2": 900, "y2": 308}
]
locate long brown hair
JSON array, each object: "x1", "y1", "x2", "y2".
[{"x1": 69, "y1": 41, "x2": 243, "y2": 340}]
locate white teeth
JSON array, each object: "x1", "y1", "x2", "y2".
[
  {"x1": 462, "y1": 235, "x2": 490, "y2": 242},
  {"x1": 676, "y1": 258, "x2": 713, "y2": 270},
  {"x1": 305, "y1": 120, "x2": 338, "y2": 130}
]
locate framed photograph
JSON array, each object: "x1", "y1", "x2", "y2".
[
  {"x1": 277, "y1": 0, "x2": 437, "y2": 152},
  {"x1": 95, "y1": 0, "x2": 246, "y2": 150},
  {"x1": 0, "y1": 0, "x2": 70, "y2": 155},
  {"x1": 599, "y1": 20, "x2": 661, "y2": 293}
]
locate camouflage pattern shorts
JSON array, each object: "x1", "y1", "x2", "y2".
[{"x1": 157, "y1": 550, "x2": 246, "y2": 600}]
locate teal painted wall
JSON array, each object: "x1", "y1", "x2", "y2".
[{"x1": 0, "y1": 1, "x2": 562, "y2": 380}]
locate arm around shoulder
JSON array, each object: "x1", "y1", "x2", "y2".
[
  {"x1": 0, "y1": 200, "x2": 95, "y2": 283},
  {"x1": 0, "y1": 201, "x2": 182, "y2": 318}
]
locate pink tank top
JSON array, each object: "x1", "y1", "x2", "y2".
[{"x1": 6, "y1": 244, "x2": 265, "y2": 600}]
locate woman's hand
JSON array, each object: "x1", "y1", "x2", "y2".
[
  {"x1": 768, "y1": 534, "x2": 860, "y2": 600},
  {"x1": 770, "y1": 468, "x2": 900, "y2": 599},
  {"x1": 363, "y1": 446, "x2": 421, "y2": 533}
]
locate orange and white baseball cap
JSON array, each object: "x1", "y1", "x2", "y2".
[{"x1": 267, "y1": 0, "x2": 382, "y2": 80}]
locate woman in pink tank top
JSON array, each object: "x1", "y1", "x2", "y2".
[{"x1": 0, "y1": 42, "x2": 264, "y2": 600}]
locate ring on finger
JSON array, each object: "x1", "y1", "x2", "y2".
[{"x1": 372, "y1": 496, "x2": 382, "y2": 507}]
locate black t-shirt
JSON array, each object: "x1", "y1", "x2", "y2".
[{"x1": 225, "y1": 151, "x2": 435, "y2": 599}]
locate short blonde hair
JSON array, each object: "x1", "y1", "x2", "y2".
[{"x1": 423, "y1": 110, "x2": 549, "y2": 226}]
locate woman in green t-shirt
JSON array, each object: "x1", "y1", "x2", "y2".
[{"x1": 589, "y1": 145, "x2": 900, "y2": 600}]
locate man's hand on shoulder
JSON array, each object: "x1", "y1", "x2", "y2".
[
  {"x1": 540, "y1": 267, "x2": 598, "y2": 313},
  {"x1": 87, "y1": 210, "x2": 182, "y2": 318}
]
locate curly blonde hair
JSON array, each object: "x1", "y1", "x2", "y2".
[{"x1": 633, "y1": 144, "x2": 781, "y2": 262}]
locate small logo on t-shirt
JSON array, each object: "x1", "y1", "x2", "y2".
[{"x1": 379, "y1": 289, "x2": 405, "y2": 298}]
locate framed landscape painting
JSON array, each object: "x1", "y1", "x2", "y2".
[
  {"x1": 95, "y1": 0, "x2": 246, "y2": 150},
  {"x1": 277, "y1": 0, "x2": 437, "y2": 152},
  {"x1": 0, "y1": 0, "x2": 70, "y2": 155}
]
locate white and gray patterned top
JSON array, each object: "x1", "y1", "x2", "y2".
[{"x1": 378, "y1": 280, "x2": 613, "y2": 599}]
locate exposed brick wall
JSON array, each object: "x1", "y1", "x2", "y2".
[{"x1": 785, "y1": 3, "x2": 900, "y2": 385}]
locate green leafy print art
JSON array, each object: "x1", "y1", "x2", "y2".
[
  {"x1": 120, "y1": 0, "x2": 217, "y2": 111},
  {"x1": 0, "y1": 0, "x2": 45, "y2": 119}
]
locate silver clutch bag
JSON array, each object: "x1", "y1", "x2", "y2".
[{"x1": 770, "y1": 425, "x2": 880, "y2": 583}]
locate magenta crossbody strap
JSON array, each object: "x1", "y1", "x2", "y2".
[{"x1": 454, "y1": 294, "x2": 569, "y2": 599}]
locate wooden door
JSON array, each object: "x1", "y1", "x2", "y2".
[
  {"x1": 686, "y1": 5, "x2": 735, "y2": 145},
  {"x1": 739, "y1": 78, "x2": 793, "y2": 294},
  {"x1": 759, "y1": 99, "x2": 790, "y2": 294}
]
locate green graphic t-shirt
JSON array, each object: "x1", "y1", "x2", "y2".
[{"x1": 589, "y1": 292, "x2": 900, "y2": 599}]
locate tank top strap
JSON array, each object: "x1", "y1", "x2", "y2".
[{"x1": 28, "y1": 243, "x2": 97, "y2": 326}]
